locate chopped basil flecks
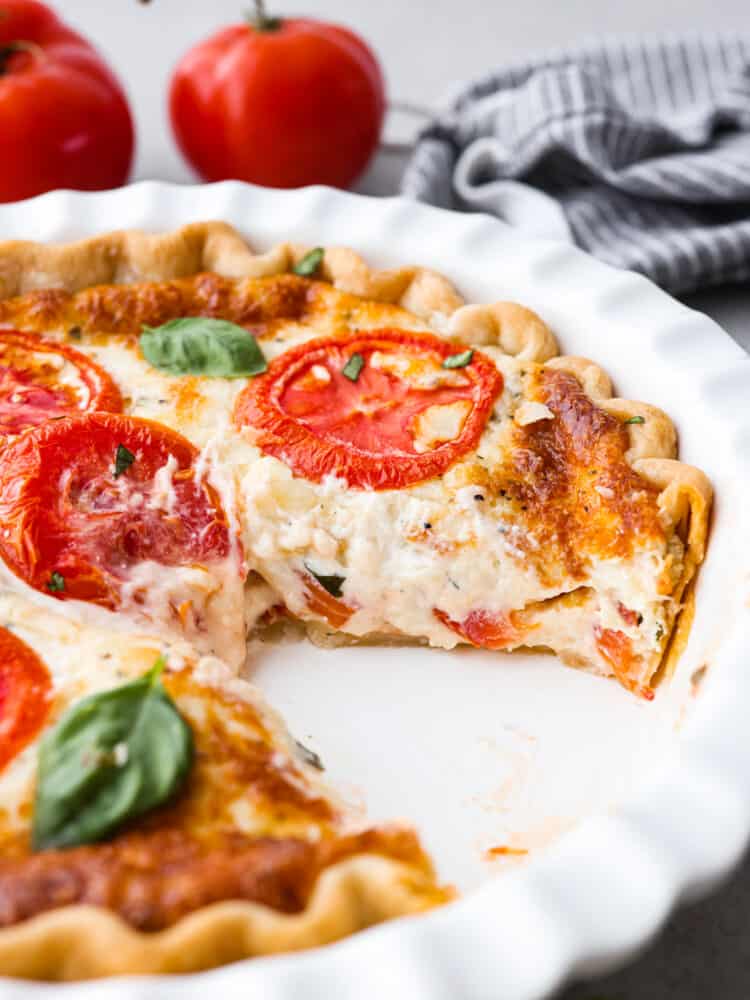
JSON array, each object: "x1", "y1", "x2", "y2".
[
  {"x1": 32, "y1": 656, "x2": 193, "y2": 851},
  {"x1": 113, "y1": 443, "x2": 135, "y2": 478},
  {"x1": 295, "y1": 739, "x2": 325, "y2": 771},
  {"x1": 305, "y1": 563, "x2": 345, "y2": 599},
  {"x1": 443, "y1": 349, "x2": 474, "y2": 369},
  {"x1": 140, "y1": 318, "x2": 267, "y2": 378},
  {"x1": 293, "y1": 247, "x2": 324, "y2": 277},
  {"x1": 47, "y1": 572, "x2": 65, "y2": 593},
  {"x1": 625, "y1": 415, "x2": 646, "y2": 425},
  {"x1": 342, "y1": 352, "x2": 365, "y2": 382},
  {"x1": 655, "y1": 623, "x2": 664, "y2": 641}
]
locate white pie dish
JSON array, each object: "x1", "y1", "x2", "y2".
[{"x1": 0, "y1": 180, "x2": 747, "y2": 1000}]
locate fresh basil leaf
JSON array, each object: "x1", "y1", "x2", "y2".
[
  {"x1": 443, "y1": 348, "x2": 474, "y2": 369},
  {"x1": 625, "y1": 415, "x2": 645, "y2": 425},
  {"x1": 140, "y1": 318, "x2": 267, "y2": 378},
  {"x1": 294, "y1": 739, "x2": 325, "y2": 771},
  {"x1": 342, "y1": 353, "x2": 364, "y2": 382},
  {"x1": 293, "y1": 247, "x2": 324, "y2": 277},
  {"x1": 305, "y1": 563, "x2": 345, "y2": 599},
  {"x1": 113, "y1": 443, "x2": 135, "y2": 478},
  {"x1": 32, "y1": 656, "x2": 193, "y2": 851},
  {"x1": 47, "y1": 571, "x2": 65, "y2": 593}
]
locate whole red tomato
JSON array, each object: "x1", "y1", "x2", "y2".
[
  {"x1": 169, "y1": 3, "x2": 385, "y2": 190},
  {"x1": 0, "y1": 0, "x2": 134, "y2": 202}
]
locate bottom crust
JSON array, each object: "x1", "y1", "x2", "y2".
[{"x1": 0, "y1": 855, "x2": 448, "y2": 980}]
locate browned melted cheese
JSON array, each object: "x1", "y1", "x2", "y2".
[
  {"x1": 492, "y1": 369, "x2": 666, "y2": 589},
  {"x1": 0, "y1": 671, "x2": 431, "y2": 930},
  {"x1": 0, "y1": 828, "x2": 429, "y2": 931},
  {"x1": 0, "y1": 273, "x2": 415, "y2": 344}
]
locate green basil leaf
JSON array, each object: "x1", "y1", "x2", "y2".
[
  {"x1": 113, "y1": 443, "x2": 135, "y2": 478},
  {"x1": 443, "y1": 349, "x2": 474, "y2": 369},
  {"x1": 305, "y1": 563, "x2": 345, "y2": 599},
  {"x1": 32, "y1": 656, "x2": 193, "y2": 851},
  {"x1": 47, "y1": 571, "x2": 65, "y2": 593},
  {"x1": 293, "y1": 247, "x2": 324, "y2": 277},
  {"x1": 342, "y1": 353, "x2": 364, "y2": 382},
  {"x1": 625, "y1": 415, "x2": 645, "y2": 425},
  {"x1": 140, "y1": 318, "x2": 267, "y2": 378}
]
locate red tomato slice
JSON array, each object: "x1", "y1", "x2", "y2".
[
  {"x1": 434, "y1": 608, "x2": 522, "y2": 650},
  {"x1": 235, "y1": 329, "x2": 503, "y2": 490},
  {"x1": 0, "y1": 625, "x2": 52, "y2": 773},
  {"x1": 0, "y1": 329, "x2": 122, "y2": 439},
  {"x1": 616, "y1": 601, "x2": 640, "y2": 628},
  {"x1": 594, "y1": 626, "x2": 654, "y2": 701},
  {"x1": 0, "y1": 412, "x2": 231, "y2": 609}
]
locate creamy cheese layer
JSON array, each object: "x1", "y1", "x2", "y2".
[{"x1": 1, "y1": 277, "x2": 680, "y2": 687}]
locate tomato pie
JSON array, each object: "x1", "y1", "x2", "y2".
[{"x1": 0, "y1": 221, "x2": 711, "y2": 978}]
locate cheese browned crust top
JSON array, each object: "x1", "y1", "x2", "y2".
[
  {"x1": 0, "y1": 668, "x2": 434, "y2": 933},
  {"x1": 0, "y1": 591, "x2": 445, "y2": 978}
]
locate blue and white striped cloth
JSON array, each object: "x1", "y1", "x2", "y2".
[{"x1": 401, "y1": 35, "x2": 750, "y2": 294}]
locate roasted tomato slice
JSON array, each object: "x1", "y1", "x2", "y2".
[
  {"x1": 0, "y1": 626, "x2": 52, "y2": 773},
  {"x1": 434, "y1": 608, "x2": 522, "y2": 650},
  {"x1": 594, "y1": 626, "x2": 654, "y2": 701},
  {"x1": 234, "y1": 329, "x2": 503, "y2": 490},
  {"x1": 0, "y1": 329, "x2": 122, "y2": 439},
  {"x1": 0, "y1": 412, "x2": 231, "y2": 609}
]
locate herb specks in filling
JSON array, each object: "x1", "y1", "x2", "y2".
[
  {"x1": 342, "y1": 352, "x2": 364, "y2": 382},
  {"x1": 293, "y1": 247, "x2": 324, "y2": 278},
  {"x1": 113, "y1": 443, "x2": 135, "y2": 478},
  {"x1": 443, "y1": 349, "x2": 474, "y2": 370},
  {"x1": 305, "y1": 563, "x2": 345, "y2": 598}
]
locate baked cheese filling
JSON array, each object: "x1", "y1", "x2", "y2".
[
  {"x1": 235, "y1": 361, "x2": 678, "y2": 698},
  {"x1": 0, "y1": 270, "x2": 705, "y2": 699}
]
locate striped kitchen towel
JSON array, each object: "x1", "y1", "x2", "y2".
[{"x1": 401, "y1": 35, "x2": 750, "y2": 295}]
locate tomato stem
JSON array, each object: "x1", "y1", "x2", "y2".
[
  {"x1": 0, "y1": 40, "x2": 45, "y2": 76},
  {"x1": 245, "y1": 0, "x2": 281, "y2": 31}
]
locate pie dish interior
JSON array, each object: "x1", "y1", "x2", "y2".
[{"x1": 0, "y1": 200, "x2": 730, "y2": 987}]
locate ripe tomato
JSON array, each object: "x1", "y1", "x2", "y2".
[
  {"x1": 0, "y1": 0, "x2": 134, "y2": 202},
  {"x1": 0, "y1": 625, "x2": 51, "y2": 773},
  {"x1": 434, "y1": 608, "x2": 522, "y2": 651},
  {"x1": 169, "y1": 4, "x2": 385, "y2": 189},
  {"x1": 234, "y1": 329, "x2": 503, "y2": 490},
  {"x1": 0, "y1": 413, "x2": 231, "y2": 609},
  {"x1": 0, "y1": 329, "x2": 122, "y2": 440},
  {"x1": 594, "y1": 625, "x2": 654, "y2": 700}
]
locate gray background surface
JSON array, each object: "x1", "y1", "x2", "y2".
[{"x1": 56, "y1": 2, "x2": 750, "y2": 995}]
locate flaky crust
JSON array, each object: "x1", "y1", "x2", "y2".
[
  {"x1": 0, "y1": 221, "x2": 711, "y2": 979},
  {"x1": 0, "y1": 855, "x2": 446, "y2": 980}
]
